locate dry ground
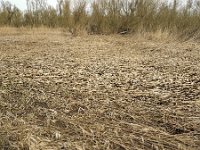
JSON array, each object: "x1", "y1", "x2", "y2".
[{"x1": 0, "y1": 28, "x2": 200, "y2": 150}]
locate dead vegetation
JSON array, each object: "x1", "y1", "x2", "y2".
[
  {"x1": 1, "y1": 0, "x2": 200, "y2": 37},
  {"x1": 0, "y1": 29, "x2": 200, "y2": 150}
]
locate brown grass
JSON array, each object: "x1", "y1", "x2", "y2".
[{"x1": 0, "y1": 28, "x2": 200, "y2": 150}]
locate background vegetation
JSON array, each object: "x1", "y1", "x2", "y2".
[{"x1": 0, "y1": 0, "x2": 200, "y2": 36}]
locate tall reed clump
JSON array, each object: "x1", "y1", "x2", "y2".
[
  {"x1": 0, "y1": 0, "x2": 23, "y2": 27},
  {"x1": 88, "y1": 0, "x2": 108, "y2": 34},
  {"x1": 0, "y1": 0, "x2": 200, "y2": 38},
  {"x1": 70, "y1": 1, "x2": 88, "y2": 35},
  {"x1": 57, "y1": 0, "x2": 71, "y2": 28}
]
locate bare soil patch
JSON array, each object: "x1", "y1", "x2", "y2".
[{"x1": 0, "y1": 30, "x2": 200, "y2": 150}]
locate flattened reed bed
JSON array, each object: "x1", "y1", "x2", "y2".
[{"x1": 0, "y1": 30, "x2": 200, "y2": 149}]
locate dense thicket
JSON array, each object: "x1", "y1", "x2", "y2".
[{"x1": 0, "y1": 0, "x2": 200, "y2": 35}]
